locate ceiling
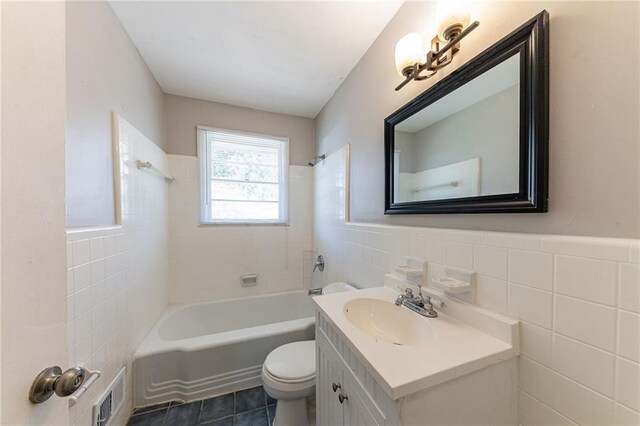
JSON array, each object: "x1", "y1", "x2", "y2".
[{"x1": 109, "y1": 1, "x2": 403, "y2": 118}]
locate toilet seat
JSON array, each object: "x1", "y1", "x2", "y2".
[
  {"x1": 263, "y1": 366, "x2": 315, "y2": 384},
  {"x1": 262, "y1": 365, "x2": 316, "y2": 393},
  {"x1": 263, "y1": 341, "x2": 315, "y2": 383}
]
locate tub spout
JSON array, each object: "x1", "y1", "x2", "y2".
[{"x1": 308, "y1": 288, "x2": 323, "y2": 296}]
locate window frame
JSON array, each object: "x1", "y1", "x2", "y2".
[{"x1": 197, "y1": 125, "x2": 290, "y2": 226}]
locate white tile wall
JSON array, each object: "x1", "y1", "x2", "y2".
[
  {"x1": 618, "y1": 311, "x2": 640, "y2": 362},
  {"x1": 616, "y1": 401, "x2": 640, "y2": 425},
  {"x1": 509, "y1": 249, "x2": 553, "y2": 291},
  {"x1": 554, "y1": 295, "x2": 617, "y2": 352},
  {"x1": 620, "y1": 263, "x2": 640, "y2": 313},
  {"x1": 555, "y1": 255, "x2": 617, "y2": 305},
  {"x1": 552, "y1": 372, "x2": 615, "y2": 425},
  {"x1": 617, "y1": 358, "x2": 640, "y2": 411},
  {"x1": 509, "y1": 283, "x2": 553, "y2": 329},
  {"x1": 552, "y1": 334, "x2": 616, "y2": 397},
  {"x1": 66, "y1": 116, "x2": 169, "y2": 425},
  {"x1": 474, "y1": 245, "x2": 508, "y2": 280},
  {"x1": 475, "y1": 274, "x2": 508, "y2": 313},
  {"x1": 520, "y1": 322, "x2": 552, "y2": 367},
  {"x1": 446, "y1": 241, "x2": 474, "y2": 269},
  {"x1": 167, "y1": 155, "x2": 313, "y2": 304},
  {"x1": 518, "y1": 390, "x2": 574, "y2": 426},
  {"x1": 313, "y1": 145, "x2": 640, "y2": 425}
]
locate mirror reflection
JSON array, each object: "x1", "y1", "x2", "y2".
[{"x1": 393, "y1": 54, "x2": 520, "y2": 203}]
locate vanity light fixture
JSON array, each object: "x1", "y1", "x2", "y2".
[{"x1": 394, "y1": 0, "x2": 479, "y2": 91}]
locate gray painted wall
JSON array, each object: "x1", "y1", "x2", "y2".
[
  {"x1": 316, "y1": 1, "x2": 640, "y2": 238},
  {"x1": 66, "y1": 1, "x2": 164, "y2": 228},
  {"x1": 164, "y1": 94, "x2": 315, "y2": 166}
]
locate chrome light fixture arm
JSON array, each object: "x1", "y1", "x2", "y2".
[{"x1": 395, "y1": 21, "x2": 480, "y2": 91}]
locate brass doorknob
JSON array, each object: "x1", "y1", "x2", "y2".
[
  {"x1": 338, "y1": 393, "x2": 349, "y2": 404},
  {"x1": 332, "y1": 382, "x2": 341, "y2": 392},
  {"x1": 29, "y1": 366, "x2": 85, "y2": 404}
]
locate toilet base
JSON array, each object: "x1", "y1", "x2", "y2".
[{"x1": 273, "y1": 397, "x2": 311, "y2": 426}]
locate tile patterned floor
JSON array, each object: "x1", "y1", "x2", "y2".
[{"x1": 127, "y1": 386, "x2": 277, "y2": 426}]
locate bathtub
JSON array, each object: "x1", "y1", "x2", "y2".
[{"x1": 133, "y1": 290, "x2": 316, "y2": 406}]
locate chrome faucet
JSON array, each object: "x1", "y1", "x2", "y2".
[
  {"x1": 313, "y1": 255, "x2": 325, "y2": 272},
  {"x1": 395, "y1": 286, "x2": 445, "y2": 318}
]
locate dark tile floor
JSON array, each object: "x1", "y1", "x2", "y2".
[{"x1": 127, "y1": 386, "x2": 277, "y2": 426}]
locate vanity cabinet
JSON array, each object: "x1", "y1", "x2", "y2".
[
  {"x1": 316, "y1": 312, "x2": 401, "y2": 426},
  {"x1": 316, "y1": 340, "x2": 345, "y2": 426},
  {"x1": 317, "y1": 334, "x2": 382, "y2": 426},
  {"x1": 315, "y1": 310, "x2": 518, "y2": 426}
]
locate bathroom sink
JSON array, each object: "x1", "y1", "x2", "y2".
[{"x1": 343, "y1": 298, "x2": 434, "y2": 346}]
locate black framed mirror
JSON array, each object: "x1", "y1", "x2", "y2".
[{"x1": 385, "y1": 11, "x2": 549, "y2": 215}]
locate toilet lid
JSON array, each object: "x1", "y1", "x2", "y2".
[{"x1": 264, "y1": 341, "x2": 315, "y2": 381}]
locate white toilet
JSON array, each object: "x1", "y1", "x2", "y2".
[
  {"x1": 262, "y1": 340, "x2": 316, "y2": 426},
  {"x1": 262, "y1": 282, "x2": 356, "y2": 426}
]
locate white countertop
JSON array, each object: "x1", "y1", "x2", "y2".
[{"x1": 313, "y1": 284, "x2": 518, "y2": 400}]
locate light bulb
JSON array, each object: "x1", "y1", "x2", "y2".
[
  {"x1": 395, "y1": 32, "x2": 424, "y2": 77},
  {"x1": 436, "y1": 0, "x2": 472, "y2": 40}
]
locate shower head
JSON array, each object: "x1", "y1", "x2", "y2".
[{"x1": 308, "y1": 154, "x2": 326, "y2": 167}]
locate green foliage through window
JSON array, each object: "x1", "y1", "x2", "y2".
[{"x1": 198, "y1": 127, "x2": 289, "y2": 223}]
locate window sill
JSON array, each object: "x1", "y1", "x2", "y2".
[{"x1": 198, "y1": 222, "x2": 290, "y2": 227}]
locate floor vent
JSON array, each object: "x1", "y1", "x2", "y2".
[{"x1": 93, "y1": 367, "x2": 126, "y2": 426}]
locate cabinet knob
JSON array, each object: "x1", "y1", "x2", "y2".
[
  {"x1": 338, "y1": 393, "x2": 349, "y2": 404},
  {"x1": 332, "y1": 382, "x2": 341, "y2": 392}
]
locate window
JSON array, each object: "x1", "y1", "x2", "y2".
[{"x1": 197, "y1": 126, "x2": 289, "y2": 224}]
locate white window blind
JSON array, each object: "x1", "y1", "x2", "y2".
[{"x1": 197, "y1": 126, "x2": 289, "y2": 224}]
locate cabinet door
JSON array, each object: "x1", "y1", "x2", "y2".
[
  {"x1": 342, "y1": 373, "x2": 380, "y2": 426},
  {"x1": 317, "y1": 338, "x2": 345, "y2": 426}
]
